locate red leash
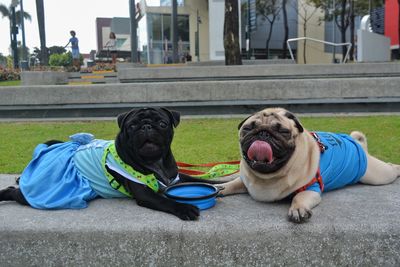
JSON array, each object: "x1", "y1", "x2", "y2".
[{"x1": 177, "y1": 160, "x2": 240, "y2": 177}]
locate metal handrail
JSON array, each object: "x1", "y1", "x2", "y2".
[{"x1": 287, "y1": 37, "x2": 352, "y2": 64}]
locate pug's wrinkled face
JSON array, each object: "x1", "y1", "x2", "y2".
[
  {"x1": 117, "y1": 107, "x2": 180, "y2": 162},
  {"x1": 239, "y1": 108, "x2": 304, "y2": 174}
]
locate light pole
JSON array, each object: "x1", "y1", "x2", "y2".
[
  {"x1": 129, "y1": 0, "x2": 138, "y2": 63},
  {"x1": 247, "y1": 0, "x2": 251, "y2": 59},
  {"x1": 196, "y1": 9, "x2": 201, "y2": 62},
  {"x1": 172, "y1": 0, "x2": 178, "y2": 63},
  {"x1": 20, "y1": 0, "x2": 28, "y2": 69}
]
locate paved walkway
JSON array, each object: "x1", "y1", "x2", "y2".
[{"x1": 1, "y1": 174, "x2": 399, "y2": 266}]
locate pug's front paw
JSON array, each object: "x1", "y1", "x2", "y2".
[
  {"x1": 288, "y1": 205, "x2": 312, "y2": 223},
  {"x1": 173, "y1": 202, "x2": 200, "y2": 220}
]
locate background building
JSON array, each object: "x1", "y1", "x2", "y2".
[
  {"x1": 240, "y1": 0, "x2": 298, "y2": 59},
  {"x1": 96, "y1": 0, "x2": 211, "y2": 64},
  {"x1": 94, "y1": 0, "x2": 394, "y2": 64}
]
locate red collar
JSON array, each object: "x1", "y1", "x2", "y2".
[{"x1": 295, "y1": 168, "x2": 324, "y2": 194}]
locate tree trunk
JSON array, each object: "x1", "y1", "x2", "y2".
[
  {"x1": 340, "y1": 0, "x2": 347, "y2": 60},
  {"x1": 303, "y1": 22, "x2": 307, "y2": 64},
  {"x1": 282, "y1": 0, "x2": 289, "y2": 59},
  {"x1": 36, "y1": 0, "x2": 48, "y2": 65},
  {"x1": 9, "y1": 20, "x2": 13, "y2": 58},
  {"x1": 349, "y1": 0, "x2": 355, "y2": 61},
  {"x1": 224, "y1": 0, "x2": 242, "y2": 65},
  {"x1": 265, "y1": 22, "x2": 274, "y2": 59}
]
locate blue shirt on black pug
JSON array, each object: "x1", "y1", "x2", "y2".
[
  {"x1": 305, "y1": 132, "x2": 368, "y2": 193},
  {"x1": 18, "y1": 133, "x2": 169, "y2": 209}
]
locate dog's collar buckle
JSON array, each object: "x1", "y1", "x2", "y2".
[
  {"x1": 295, "y1": 168, "x2": 324, "y2": 194},
  {"x1": 109, "y1": 178, "x2": 122, "y2": 190},
  {"x1": 310, "y1": 132, "x2": 327, "y2": 153}
]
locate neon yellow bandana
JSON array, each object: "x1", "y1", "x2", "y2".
[{"x1": 102, "y1": 143, "x2": 159, "y2": 197}]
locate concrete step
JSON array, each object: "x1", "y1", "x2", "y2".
[
  {"x1": 1, "y1": 174, "x2": 399, "y2": 266},
  {"x1": 3, "y1": 77, "x2": 400, "y2": 106},
  {"x1": 1, "y1": 76, "x2": 399, "y2": 118},
  {"x1": 118, "y1": 63, "x2": 400, "y2": 83},
  {"x1": 66, "y1": 71, "x2": 118, "y2": 85}
]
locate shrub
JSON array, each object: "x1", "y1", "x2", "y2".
[
  {"x1": 0, "y1": 67, "x2": 21, "y2": 81},
  {"x1": 49, "y1": 52, "x2": 72, "y2": 67}
]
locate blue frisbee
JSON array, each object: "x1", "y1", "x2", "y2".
[{"x1": 164, "y1": 182, "x2": 219, "y2": 210}]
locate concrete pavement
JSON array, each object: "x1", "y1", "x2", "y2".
[{"x1": 1, "y1": 174, "x2": 399, "y2": 266}]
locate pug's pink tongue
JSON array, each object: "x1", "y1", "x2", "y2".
[{"x1": 247, "y1": 140, "x2": 273, "y2": 163}]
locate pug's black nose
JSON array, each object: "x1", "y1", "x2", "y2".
[
  {"x1": 259, "y1": 131, "x2": 268, "y2": 138},
  {"x1": 141, "y1": 124, "x2": 152, "y2": 131}
]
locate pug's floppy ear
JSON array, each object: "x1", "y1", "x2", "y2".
[
  {"x1": 117, "y1": 109, "x2": 136, "y2": 129},
  {"x1": 284, "y1": 111, "x2": 304, "y2": 133},
  {"x1": 238, "y1": 114, "x2": 253, "y2": 130},
  {"x1": 161, "y1": 107, "x2": 180, "y2": 128}
]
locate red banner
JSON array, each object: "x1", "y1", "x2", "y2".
[{"x1": 385, "y1": 0, "x2": 399, "y2": 46}]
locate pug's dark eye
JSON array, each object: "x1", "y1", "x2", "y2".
[
  {"x1": 159, "y1": 121, "x2": 168, "y2": 128},
  {"x1": 242, "y1": 126, "x2": 252, "y2": 132},
  {"x1": 279, "y1": 128, "x2": 291, "y2": 137}
]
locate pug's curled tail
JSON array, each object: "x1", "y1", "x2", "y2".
[{"x1": 350, "y1": 131, "x2": 368, "y2": 152}]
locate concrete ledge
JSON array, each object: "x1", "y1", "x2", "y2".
[
  {"x1": 1, "y1": 98, "x2": 400, "y2": 119},
  {"x1": 2, "y1": 76, "x2": 400, "y2": 117},
  {"x1": 21, "y1": 71, "x2": 69, "y2": 86},
  {"x1": 118, "y1": 63, "x2": 400, "y2": 82},
  {"x1": 2, "y1": 77, "x2": 400, "y2": 106},
  {"x1": 186, "y1": 59, "x2": 295, "y2": 66},
  {"x1": 1, "y1": 174, "x2": 399, "y2": 266}
]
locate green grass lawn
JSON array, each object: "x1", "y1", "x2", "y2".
[
  {"x1": 0, "y1": 80, "x2": 21, "y2": 86},
  {"x1": 0, "y1": 116, "x2": 399, "y2": 174}
]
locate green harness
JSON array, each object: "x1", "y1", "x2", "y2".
[{"x1": 101, "y1": 143, "x2": 159, "y2": 197}]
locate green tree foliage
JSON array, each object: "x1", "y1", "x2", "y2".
[
  {"x1": 48, "y1": 46, "x2": 67, "y2": 55},
  {"x1": 49, "y1": 52, "x2": 72, "y2": 67},
  {"x1": 31, "y1": 46, "x2": 67, "y2": 67},
  {"x1": 0, "y1": 53, "x2": 7, "y2": 67},
  {"x1": 17, "y1": 41, "x2": 29, "y2": 59},
  {"x1": 0, "y1": 1, "x2": 31, "y2": 59}
]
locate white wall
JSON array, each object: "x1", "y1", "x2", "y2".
[
  {"x1": 208, "y1": 0, "x2": 225, "y2": 60},
  {"x1": 357, "y1": 30, "x2": 391, "y2": 62}
]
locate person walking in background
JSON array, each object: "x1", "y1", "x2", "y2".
[
  {"x1": 104, "y1": 32, "x2": 117, "y2": 65},
  {"x1": 65, "y1": 30, "x2": 80, "y2": 71}
]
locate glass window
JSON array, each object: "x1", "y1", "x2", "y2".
[
  {"x1": 143, "y1": 12, "x2": 190, "y2": 64},
  {"x1": 162, "y1": 14, "x2": 171, "y2": 41},
  {"x1": 116, "y1": 39, "x2": 126, "y2": 49},
  {"x1": 159, "y1": 0, "x2": 185, "y2": 7},
  {"x1": 149, "y1": 14, "x2": 162, "y2": 41},
  {"x1": 177, "y1": 15, "x2": 189, "y2": 42}
]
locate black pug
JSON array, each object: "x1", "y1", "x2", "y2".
[{"x1": 0, "y1": 107, "x2": 212, "y2": 220}]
